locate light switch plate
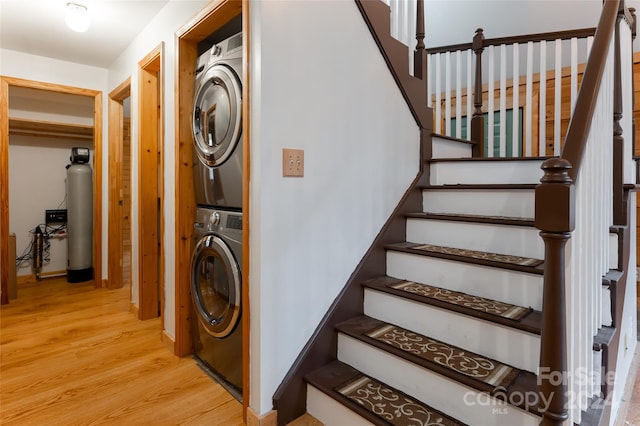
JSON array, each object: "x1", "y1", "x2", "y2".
[{"x1": 283, "y1": 148, "x2": 304, "y2": 177}]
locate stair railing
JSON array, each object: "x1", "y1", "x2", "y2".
[
  {"x1": 535, "y1": 1, "x2": 635, "y2": 425},
  {"x1": 427, "y1": 28, "x2": 597, "y2": 158}
]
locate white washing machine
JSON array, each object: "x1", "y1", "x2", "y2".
[
  {"x1": 191, "y1": 207, "x2": 243, "y2": 400},
  {"x1": 192, "y1": 32, "x2": 243, "y2": 210}
]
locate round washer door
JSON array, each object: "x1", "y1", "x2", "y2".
[
  {"x1": 191, "y1": 234, "x2": 241, "y2": 338},
  {"x1": 192, "y1": 64, "x2": 242, "y2": 167}
]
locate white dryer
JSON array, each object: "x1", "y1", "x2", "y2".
[{"x1": 193, "y1": 32, "x2": 243, "y2": 210}]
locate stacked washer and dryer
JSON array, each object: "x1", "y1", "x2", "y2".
[{"x1": 190, "y1": 31, "x2": 243, "y2": 401}]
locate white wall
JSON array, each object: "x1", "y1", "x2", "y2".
[
  {"x1": 249, "y1": 0, "x2": 420, "y2": 415},
  {"x1": 107, "y1": 0, "x2": 208, "y2": 336}
]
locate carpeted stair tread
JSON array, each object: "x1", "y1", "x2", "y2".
[
  {"x1": 363, "y1": 276, "x2": 541, "y2": 335},
  {"x1": 337, "y1": 316, "x2": 541, "y2": 416},
  {"x1": 305, "y1": 360, "x2": 467, "y2": 426},
  {"x1": 386, "y1": 241, "x2": 544, "y2": 274},
  {"x1": 407, "y1": 211, "x2": 535, "y2": 226}
]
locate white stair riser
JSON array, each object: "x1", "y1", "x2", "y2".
[
  {"x1": 423, "y1": 189, "x2": 534, "y2": 218},
  {"x1": 338, "y1": 335, "x2": 540, "y2": 426},
  {"x1": 432, "y1": 137, "x2": 473, "y2": 159},
  {"x1": 592, "y1": 350, "x2": 603, "y2": 397},
  {"x1": 609, "y1": 233, "x2": 618, "y2": 270},
  {"x1": 602, "y1": 287, "x2": 612, "y2": 326},
  {"x1": 364, "y1": 289, "x2": 540, "y2": 372},
  {"x1": 306, "y1": 385, "x2": 374, "y2": 426},
  {"x1": 387, "y1": 251, "x2": 543, "y2": 310},
  {"x1": 406, "y1": 218, "x2": 544, "y2": 259},
  {"x1": 430, "y1": 160, "x2": 544, "y2": 185}
]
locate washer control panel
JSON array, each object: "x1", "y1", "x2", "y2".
[{"x1": 195, "y1": 207, "x2": 242, "y2": 238}]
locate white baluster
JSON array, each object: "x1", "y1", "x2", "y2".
[
  {"x1": 525, "y1": 41, "x2": 534, "y2": 156},
  {"x1": 488, "y1": 45, "x2": 495, "y2": 157},
  {"x1": 455, "y1": 50, "x2": 462, "y2": 139},
  {"x1": 512, "y1": 43, "x2": 520, "y2": 157},
  {"x1": 427, "y1": 54, "x2": 433, "y2": 108},
  {"x1": 445, "y1": 52, "x2": 452, "y2": 137},
  {"x1": 571, "y1": 37, "x2": 578, "y2": 115},
  {"x1": 554, "y1": 39, "x2": 562, "y2": 156},
  {"x1": 435, "y1": 53, "x2": 442, "y2": 134},
  {"x1": 466, "y1": 49, "x2": 473, "y2": 141},
  {"x1": 499, "y1": 44, "x2": 507, "y2": 157},
  {"x1": 539, "y1": 40, "x2": 547, "y2": 157}
]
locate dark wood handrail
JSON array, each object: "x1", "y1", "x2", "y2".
[
  {"x1": 561, "y1": 0, "x2": 620, "y2": 182},
  {"x1": 426, "y1": 27, "x2": 596, "y2": 55}
]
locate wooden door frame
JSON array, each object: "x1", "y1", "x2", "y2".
[
  {"x1": 138, "y1": 44, "x2": 164, "y2": 322},
  {"x1": 0, "y1": 76, "x2": 103, "y2": 304},
  {"x1": 107, "y1": 78, "x2": 131, "y2": 291},
  {"x1": 174, "y1": 0, "x2": 247, "y2": 414}
]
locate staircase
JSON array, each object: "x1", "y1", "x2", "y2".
[
  {"x1": 303, "y1": 135, "x2": 546, "y2": 425},
  {"x1": 274, "y1": 1, "x2": 636, "y2": 424}
]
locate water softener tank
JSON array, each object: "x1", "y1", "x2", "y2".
[{"x1": 67, "y1": 147, "x2": 93, "y2": 283}]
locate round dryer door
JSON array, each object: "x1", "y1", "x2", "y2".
[
  {"x1": 191, "y1": 234, "x2": 241, "y2": 338},
  {"x1": 193, "y1": 65, "x2": 242, "y2": 167}
]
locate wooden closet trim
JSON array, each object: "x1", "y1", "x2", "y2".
[
  {"x1": 107, "y1": 77, "x2": 131, "y2": 292},
  {"x1": 0, "y1": 76, "x2": 103, "y2": 303},
  {"x1": 173, "y1": 0, "x2": 247, "y2": 416}
]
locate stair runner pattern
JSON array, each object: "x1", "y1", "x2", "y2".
[
  {"x1": 365, "y1": 323, "x2": 520, "y2": 388},
  {"x1": 389, "y1": 281, "x2": 531, "y2": 320},
  {"x1": 336, "y1": 373, "x2": 465, "y2": 426},
  {"x1": 412, "y1": 243, "x2": 543, "y2": 267}
]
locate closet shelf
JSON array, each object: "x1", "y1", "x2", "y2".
[{"x1": 9, "y1": 117, "x2": 93, "y2": 141}]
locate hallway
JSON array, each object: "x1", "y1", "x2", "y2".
[{"x1": 0, "y1": 278, "x2": 243, "y2": 425}]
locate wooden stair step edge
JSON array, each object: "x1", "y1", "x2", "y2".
[
  {"x1": 602, "y1": 269, "x2": 624, "y2": 287},
  {"x1": 406, "y1": 211, "x2": 535, "y2": 227},
  {"x1": 305, "y1": 360, "x2": 467, "y2": 426},
  {"x1": 431, "y1": 133, "x2": 476, "y2": 146},
  {"x1": 362, "y1": 276, "x2": 541, "y2": 335},
  {"x1": 421, "y1": 183, "x2": 538, "y2": 190},
  {"x1": 385, "y1": 241, "x2": 545, "y2": 275},
  {"x1": 429, "y1": 156, "x2": 550, "y2": 163},
  {"x1": 593, "y1": 325, "x2": 615, "y2": 351},
  {"x1": 336, "y1": 315, "x2": 541, "y2": 416}
]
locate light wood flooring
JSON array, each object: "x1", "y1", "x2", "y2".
[
  {"x1": 0, "y1": 277, "x2": 243, "y2": 425},
  {"x1": 2, "y1": 277, "x2": 639, "y2": 426}
]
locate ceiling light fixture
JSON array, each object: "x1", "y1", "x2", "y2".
[{"x1": 65, "y1": 2, "x2": 90, "y2": 33}]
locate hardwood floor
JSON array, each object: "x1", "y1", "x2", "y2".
[
  {"x1": 0, "y1": 277, "x2": 243, "y2": 425},
  {"x1": 3, "y1": 277, "x2": 638, "y2": 425}
]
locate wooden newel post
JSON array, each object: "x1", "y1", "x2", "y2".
[
  {"x1": 414, "y1": 0, "x2": 427, "y2": 80},
  {"x1": 471, "y1": 28, "x2": 485, "y2": 157},
  {"x1": 534, "y1": 158, "x2": 575, "y2": 426}
]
